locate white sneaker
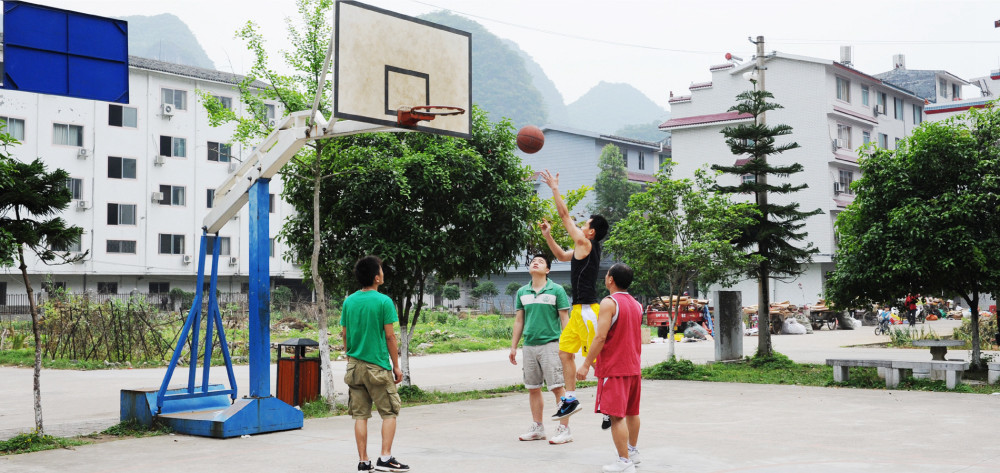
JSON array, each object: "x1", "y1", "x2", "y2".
[
  {"x1": 548, "y1": 425, "x2": 573, "y2": 444},
  {"x1": 602, "y1": 458, "x2": 635, "y2": 473},
  {"x1": 629, "y1": 448, "x2": 642, "y2": 465},
  {"x1": 518, "y1": 423, "x2": 545, "y2": 441}
]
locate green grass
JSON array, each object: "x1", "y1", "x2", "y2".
[
  {"x1": 0, "y1": 349, "x2": 163, "y2": 370},
  {"x1": 641, "y1": 352, "x2": 1000, "y2": 394},
  {"x1": 0, "y1": 431, "x2": 89, "y2": 456},
  {"x1": 95, "y1": 419, "x2": 172, "y2": 438}
]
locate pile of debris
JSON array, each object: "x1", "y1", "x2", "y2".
[
  {"x1": 649, "y1": 295, "x2": 708, "y2": 311},
  {"x1": 811, "y1": 299, "x2": 833, "y2": 311},
  {"x1": 741, "y1": 301, "x2": 800, "y2": 317}
]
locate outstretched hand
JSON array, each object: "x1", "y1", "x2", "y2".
[
  {"x1": 539, "y1": 219, "x2": 551, "y2": 236},
  {"x1": 540, "y1": 169, "x2": 560, "y2": 191}
]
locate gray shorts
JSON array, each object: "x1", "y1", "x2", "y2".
[{"x1": 522, "y1": 341, "x2": 564, "y2": 390}]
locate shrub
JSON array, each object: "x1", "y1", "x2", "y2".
[
  {"x1": 954, "y1": 317, "x2": 997, "y2": 350},
  {"x1": 749, "y1": 351, "x2": 795, "y2": 370},
  {"x1": 642, "y1": 358, "x2": 698, "y2": 379}
]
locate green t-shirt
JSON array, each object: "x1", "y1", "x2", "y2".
[
  {"x1": 514, "y1": 279, "x2": 570, "y2": 346},
  {"x1": 340, "y1": 290, "x2": 399, "y2": 371}
]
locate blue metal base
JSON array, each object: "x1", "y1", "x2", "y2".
[
  {"x1": 158, "y1": 396, "x2": 303, "y2": 438},
  {"x1": 121, "y1": 385, "x2": 231, "y2": 426}
]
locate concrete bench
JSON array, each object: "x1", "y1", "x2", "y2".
[
  {"x1": 890, "y1": 360, "x2": 969, "y2": 389},
  {"x1": 826, "y1": 359, "x2": 895, "y2": 388},
  {"x1": 988, "y1": 362, "x2": 1000, "y2": 384},
  {"x1": 826, "y1": 359, "x2": 969, "y2": 389}
]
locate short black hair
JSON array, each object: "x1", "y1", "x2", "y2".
[
  {"x1": 531, "y1": 253, "x2": 551, "y2": 269},
  {"x1": 607, "y1": 263, "x2": 634, "y2": 290},
  {"x1": 354, "y1": 255, "x2": 383, "y2": 287},
  {"x1": 590, "y1": 215, "x2": 609, "y2": 242}
]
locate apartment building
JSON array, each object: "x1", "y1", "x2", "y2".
[
  {"x1": 0, "y1": 55, "x2": 302, "y2": 299},
  {"x1": 660, "y1": 51, "x2": 936, "y2": 306}
]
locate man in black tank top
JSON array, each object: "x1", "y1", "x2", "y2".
[{"x1": 539, "y1": 169, "x2": 610, "y2": 433}]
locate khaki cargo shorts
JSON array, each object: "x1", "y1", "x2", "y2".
[{"x1": 344, "y1": 357, "x2": 401, "y2": 420}]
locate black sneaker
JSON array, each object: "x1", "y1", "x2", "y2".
[
  {"x1": 601, "y1": 414, "x2": 612, "y2": 430},
  {"x1": 551, "y1": 397, "x2": 581, "y2": 420},
  {"x1": 375, "y1": 457, "x2": 410, "y2": 472},
  {"x1": 358, "y1": 461, "x2": 373, "y2": 471}
]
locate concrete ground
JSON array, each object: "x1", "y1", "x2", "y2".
[{"x1": 3, "y1": 319, "x2": 1000, "y2": 472}]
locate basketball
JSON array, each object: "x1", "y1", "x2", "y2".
[{"x1": 517, "y1": 125, "x2": 545, "y2": 154}]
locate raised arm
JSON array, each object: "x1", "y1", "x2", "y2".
[
  {"x1": 540, "y1": 170, "x2": 591, "y2": 251},
  {"x1": 540, "y1": 219, "x2": 573, "y2": 262}
]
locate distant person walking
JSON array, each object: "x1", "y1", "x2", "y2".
[
  {"x1": 509, "y1": 254, "x2": 573, "y2": 444},
  {"x1": 577, "y1": 263, "x2": 644, "y2": 473},
  {"x1": 905, "y1": 293, "x2": 918, "y2": 327},
  {"x1": 539, "y1": 169, "x2": 610, "y2": 427},
  {"x1": 341, "y1": 255, "x2": 409, "y2": 472}
]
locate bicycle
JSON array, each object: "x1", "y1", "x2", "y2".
[{"x1": 874, "y1": 313, "x2": 892, "y2": 336}]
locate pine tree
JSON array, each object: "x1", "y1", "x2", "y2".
[{"x1": 712, "y1": 88, "x2": 821, "y2": 357}]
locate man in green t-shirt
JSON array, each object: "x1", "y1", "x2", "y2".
[
  {"x1": 509, "y1": 254, "x2": 572, "y2": 444},
  {"x1": 341, "y1": 255, "x2": 408, "y2": 472}
]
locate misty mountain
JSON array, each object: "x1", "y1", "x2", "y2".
[
  {"x1": 503, "y1": 39, "x2": 571, "y2": 127},
  {"x1": 122, "y1": 14, "x2": 215, "y2": 70},
  {"x1": 566, "y1": 81, "x2": 669, "y2": 135},
  {"x1": 614, "y1": 120, "x2": 669, "y2": 143}
]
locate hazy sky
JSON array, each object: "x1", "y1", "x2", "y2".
[{"x1": 17, "y1": 1, "x2": 1000, "y2": 110}]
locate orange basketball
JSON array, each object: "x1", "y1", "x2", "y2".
[{"x1": 517, "y1": 125, "x2": 545, "y2": 154}]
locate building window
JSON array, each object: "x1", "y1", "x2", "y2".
[
  {"x1": 913, "y1": 104, "x2": 923, "y2": 125},
  {"x1": 836, "y1": 77, "x2": 850, "y2": 102},
  {"x1": 862, "y1": 131, "x2": 871, "y2": 145},
  {"x1": 269, "y1": 193, "x2": 275, "y2": 213},
  {"x1": 53, "y1": 123, "x2": 83, "y2": 146},
  {"x1": 149, "y1": 282, "x2": 170, "y2": 294},
  {"x1": 206, "y1": 236, "x2": 231, "y2": 256},
  {"x1": 877, "y1": 92, "x2": 887, "y2": 113},
  {"x1": 265, "y1": 104, "x2": 275, "y2": 119},
  {"x1": 207, "y1": 189, "x2": 215, "y2": 209},
  {"x1": 97, "y1": 282, "x2": 118, "y2": 294},
  {"x1": 893, "y1": 97, "x2": 903, "y2": 120},
  {"x1": 159, "y1": 136, "x2": 187, "y2": 157},
  {"x1": 108, "y1": 156, "x2": 137, "y2": 179},
  {"x1": 861, "y1": 86, "x2": 869, "y2": 106},
  {"x1": 836, "y1": 124, "x2": 852, "y2": 149},
  {"x1": 65, "y1": 178, "x2": 83, "y2": 199},
  {"x1": 52, "y1": 236, "x2": 81, "y2": 253},
  {"x1": 952, "y1": 83, "x2": 961, "y2": 100},
  {"x1": 658, "y1": 154, "x2": 668, "y2": 169},
  {"x1": 638, "y1": 151, "x2": 645, "y2": 170},
  {"x1": 106, "y1": 240, "x2": 137, "y2": 254},
  {"x1": 207, "y1": 142, "x2": 232, "y2": 162},
  {"x1": 107, "y1": 203, "x2": 137, "y2": 225},
  {"x1": 878, "y1": 133, "x2": 888, "y2": 148},
  {"x1": 741, "y1": 174, "x2": 756, "y2": 185},
  {"x1": 838, "y1": 170, "x2": 854, "y2": 195},
  {"x1": 270, "y1": 238, "x2": 276, "y2": 258},
  {"x1": 0, "y1": 116, "x2": 26, "y2": 140},
  {"x1": 241, "y1": 282, "x2": 250, "y2": 294},
  {"x1": 108, "y1": 104, "x2": 138, "y2": 128},
  {"x1": 619, "y1": 147, "x2": 628, "y2": 168},
  {"x1": 159, "y1": 234, "x2": 185, "y2": 254},
  {"x1": 161, "y1": 88, "x2": 187, "y2": 110},
  {"x1": 940, "y1": 78, "x2": 948, "y2": 98},
  {"x1": 212, "y1": 95, "x2": 232, "y2": 110},
  {"x1": 158, "y1": 185, "x2": 186, "y2": 206}
]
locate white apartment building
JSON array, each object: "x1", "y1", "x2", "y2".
[
  {"x1": 660, "y1": 52, "x2": 937, "y2": 307},
  {"x1": 0, "y1": 55, "x2": 303, "y2": 299}
]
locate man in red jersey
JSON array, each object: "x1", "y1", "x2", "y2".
[{"x1": 576, "y1": 263, "x2": 643, "y2": 473}]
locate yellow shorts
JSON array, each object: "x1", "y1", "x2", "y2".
[{"x1": 559, "y1": 303, "x2": 600, "y2": 357}]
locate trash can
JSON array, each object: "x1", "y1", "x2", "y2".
[{"x1": 275, "y1": 338, "x2": 321, "y2": 406}]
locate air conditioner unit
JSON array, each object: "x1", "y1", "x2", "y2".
[
  {"x1": 833, "y1": 182, "x2": 842, "y2": 195},
  {"x1": 228, "y1": 256, "x2": 238, "y2": 266},
  {"x1": 72, "y1": 253, "x2": 87, "y2": 264},
  {"x1": 874, "y1": 104, "x2": 885, "y2": 115},
  {"x1": 77, "y1": 148, "x2": 89, "y2": 159},
  {"x1": 228, "y1": 161, "x2": 239, "y2": 173},
  {"x1": 267, "y1": 119, "x2": 276, "y2": 128},
  {"x1": 151, "y1": 191, "x2": 164, "y2": 203},
  {"x1": 154, "y1": 155, "x2": 166, "y2": 166},
  {"x1": 830, "y1": 140, "x2": 838, "y2": 152},
  {"x1": 182, "y1": 254, "x2": 193, "y2": 264},
  {"x1": 76, "y1": 200, "x2": 90, "y2": 210},
  {"x1": 161, "y1": 103, "x2": 174, "y2": 117},
  {"x1": 835, "y1": 138, "x2": 847, "y2": 149}
]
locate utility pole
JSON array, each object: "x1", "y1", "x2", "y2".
[{"x1": 752, "y1": 35, "x2": 772, "y2": 357}]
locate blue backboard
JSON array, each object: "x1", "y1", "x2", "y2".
[{"x1": 2, "y1": 1, "x2": 129, "y2": 103}]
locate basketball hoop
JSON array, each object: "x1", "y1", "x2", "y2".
[{"x1": 396, "y1": 105, "x2": 465, "y2": 126}]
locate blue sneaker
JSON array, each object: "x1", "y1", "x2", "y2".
[{"x1": 551, "y1": 397, "x2": 581, "y2": 420}]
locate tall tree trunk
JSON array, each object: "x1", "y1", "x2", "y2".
[
  {"x1": 310, "y1": 156, "x2": 337, "y2": 405},
  {"x1": 966, "y1": 292, "x2": 981, "y2": 369},
  {"x1": 757, "y1": 262, "x2": 772, "y2": 357},
  {"x1": 17, "y1": 244, "x2": 43, "y2": 433}
]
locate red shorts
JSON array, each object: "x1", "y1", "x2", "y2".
[{"x1": 594, "y1": 375, "x2": 641, "y2": 417}]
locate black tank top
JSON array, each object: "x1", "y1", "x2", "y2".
[{"x1": 571, "y1": 241, "x2": 601, "y2": 304}]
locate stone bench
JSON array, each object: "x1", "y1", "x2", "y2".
[
  {"x1": 988, "y1": 362, "x2": 1000, "y2": 384},
  {"x1": 827, "y1": 359, "x2": 969, "y2": 389}
]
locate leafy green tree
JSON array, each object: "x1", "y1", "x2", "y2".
[
  {"x1": 827, "y1": 108, "x2": 1000, "y2": 366},
  {"x1": 505, "y1": 281, "x2": 522, "y2": 309},
  {"x1": 470, "y1": 281, "x2": 499, "y2": 312},
  {"x1": 281, "y1": 106, "x2": 539, "y2": 384},
  {"x1": 442, "y1": 284, "x2": 462, "y2": 307},
  {"x1": 527, "y1": 185, "x2": 591, "y2": 265},
  {"x1": 0, "y1": 132, "x2": 86, "y2": 432},
  {"x1": 591, "y1": 144, "x2": 641, "y2": 226},
  {"x1": 606, "y1": 163, "x2": 759, "y2": 359},
  {"x1": 712, "y1": 88, "x2": 821, "y2": 356}
]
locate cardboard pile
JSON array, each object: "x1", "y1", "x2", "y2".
[
  {"x1": 811, "y1": 299, "x2": 833, "y2": 311},
  {"x1": 649, "y1": 295, "x2": 708, "y2": 312},
  {"x1": 742, "y1": 301, "x2": 800, "y2": 318}
]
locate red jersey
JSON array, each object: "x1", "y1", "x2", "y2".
[{"x1": 595, "y1": 292, "x2": 643, "y2": 378}]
